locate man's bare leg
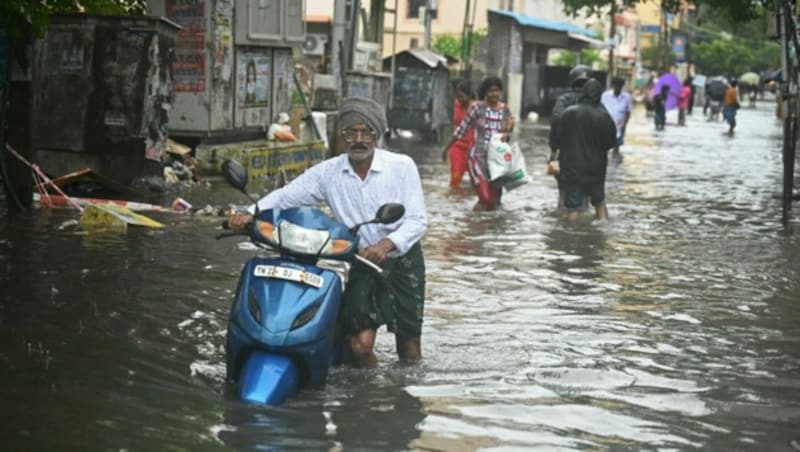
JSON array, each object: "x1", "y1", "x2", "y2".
[
  {"x1": 396, "y1": 336, "x2": 421, "y2": 362},
  {"x1": 595, "y1": 203, "x2": 608, "y2": 221},
  {"x1": 567, "y1": 209, "x2": 581, "y2": 222},
  {"x1": 350, "y1": 328, "x2": 378, "y2": 368}
]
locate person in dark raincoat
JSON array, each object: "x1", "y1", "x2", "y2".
[
  {"x1": 549, "y1": 64, "x2": 592, "y2": 207},
  {"x1": 549, "y1": 79, "x2": 617, "y2": 222}
]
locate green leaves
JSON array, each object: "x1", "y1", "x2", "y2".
[
  {"x1": 692, "y1": 38, "x2": 779, "y2": 76},
  {"x1": 0, "y1": 0, "x2": 146, "y2": 39},
  {"x1": 561, "y1": 0, "x2": 770, "y2": 24},
  {"x1": 553, "y1": 49, "x2": 603, "y2": 68},
  {"x1": 433, "y1": 29, "x2": 487, "y2": 61}
]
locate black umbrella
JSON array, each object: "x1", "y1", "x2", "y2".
[
  {"x1": 765, "y1": 69, "x2": 782, "y2": 82},
  {"x1": 706, "y1": 80, "x2": 728, "y2": 101}
]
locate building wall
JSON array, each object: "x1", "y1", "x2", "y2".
[{"x1": 382, "y1": 0, "x2": 505, "y2": 57}]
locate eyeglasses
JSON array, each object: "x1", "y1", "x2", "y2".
[{"x1": 341, "y1": 128, "x2": 377, "y2": 143}]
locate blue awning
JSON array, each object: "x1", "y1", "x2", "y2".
[{"x1": 488, "y1": 8, "x2": 598, "y2": 38}]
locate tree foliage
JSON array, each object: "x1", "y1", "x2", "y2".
[
  {"x1": 640, "y1": 41, "x2": 674, "y2": 72},
  {"x1": 687, "y1": 3, "x2": 781, "y2": 76},
  {"x1": 553, "y1": 49, "x2": 603, "y2": 67},
  {"x1": 561, "y1": 0, "x2": 773, "y2": 25},
  {"x1": 691, "y1": 39, "x2": 779, "y2": 76},
  {"x1": 1, "y1": 0, "x2": 146, "y2": 38},
  {"x1": 433, "y1": 29, "x2": 487, "y2": 61}
]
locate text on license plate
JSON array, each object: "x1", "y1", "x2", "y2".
[{"x1": 253, "y1": 265, "x2": 323, "y2": 288}]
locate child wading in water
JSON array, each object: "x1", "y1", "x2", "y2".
[
  {"x1": 441, "y1": 81, "x2": 476, "y2": 188},
  {"x1": 442, "y1": 77, "x2": 515, "y2": 211}
]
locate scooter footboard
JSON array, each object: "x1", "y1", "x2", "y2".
[{"x1": 238, "y1": 351, "x2": 299, "y2": 405}]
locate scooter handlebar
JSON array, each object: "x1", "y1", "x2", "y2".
[{"x1": 354, "y1": 254, "x2": 383, "y2": 274}]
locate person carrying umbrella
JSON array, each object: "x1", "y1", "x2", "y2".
[
  {"x1": 705, "y1": 77, "x2": 727, "y2": 121},
  {"x1": 739, "y1": 72, "x2": 760, "y2": 108},
  {"x1": 654, "y1": 85, "x2": 670, "y2": 130}
]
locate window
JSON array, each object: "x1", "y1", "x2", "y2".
[{"x1": 407, "y1": 0, "x2": 437, "y2": 19}]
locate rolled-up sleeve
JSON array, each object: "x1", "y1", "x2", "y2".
[{"x1": 386, "y1": 159, "x2": 427, "y2": 255}]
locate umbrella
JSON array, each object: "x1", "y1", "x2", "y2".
[
  {"x1": 764, "y1": 69, "x2": 782, "y2": 82},
  {"x1": 654, "y1": 73, "x2": 682, "y2": 110},
  {"x1": 706, "y1": 78, "x2": 728, "y2": 101},
  {"x1": 739, "y1": 72, "x2": 760, "y2": 86}
]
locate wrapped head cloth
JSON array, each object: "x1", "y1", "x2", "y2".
[{"x1": 338, "y1": 97, "x2": 387, "y2": 137}]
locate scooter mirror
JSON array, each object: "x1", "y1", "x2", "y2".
[
  {"x1": 374, "y1": 203, "x2": 405, "y2": 224},
  {"x1": 222, "y1": 159, "x2": 249, "y2": 193}
]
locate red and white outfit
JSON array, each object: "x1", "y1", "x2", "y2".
[
  {"x1": 452, "y1": 102, "x2": 513, "y2": 208},
  {"x1": 447, "y1": 99, "x2": 475, "y2": 188}
]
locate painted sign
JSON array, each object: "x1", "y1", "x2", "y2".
[
  {"x1": 672, "y1": 34, "x2": 686, "y2": 62},
  {"x1": 640, "y1": 24, "x2": 661, "y2": 34},
  {"x1": 213, "y1": 0, "x2": 233, "y2": 82},
  {"x1": 238, "y1": 50, "x2": 271, "y2": 108},
  {"x1": 166, "y1": 0, "x2": 206, "y2": 92}
]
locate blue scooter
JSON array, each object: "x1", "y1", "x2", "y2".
[{"x1": 219, "y1": 159, "x2": 404, "y2": 405}]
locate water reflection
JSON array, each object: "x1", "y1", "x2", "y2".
[
  {"x1": 217, "y1": 369, "x2": 426, "y2": 451},
  {"x1": 542, "y1": 223, "x2": 609, "y2": 293}
]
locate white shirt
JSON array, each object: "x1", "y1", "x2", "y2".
[
  {"x1": 252, "y1": 148, "x2": 427, "y2": 257},
  {"x1": 601, "y1": 89, "x2": 633, "y2": 138}
]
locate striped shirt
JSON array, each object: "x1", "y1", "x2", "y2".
[
  {"x1": 453, "y1": 101, "x2": 513, "y2": 152},
  {"x1": 251, "y1": 148, "x2": 427, "y2": 257}
]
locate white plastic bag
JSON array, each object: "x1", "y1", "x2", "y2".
[
  {"x1": 487, "y1": 134, "x2": 529, "y2": 190},
  {"x1": 503, "y1": 141, "x2": 529, "y2": 190},
  {"x1": 487, "y1": 134, "x2": 513, "y2": 181}
]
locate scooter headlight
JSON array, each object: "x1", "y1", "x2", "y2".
[
  {"x1": 277, "y1": 220, "x2": 330, "y2": 254},
  {"x1": 291, "y1": 303, "x2": 321, "y2": 330},
  {"x1": 257, "y1": 219, "x2": 354, "y2": 257}
]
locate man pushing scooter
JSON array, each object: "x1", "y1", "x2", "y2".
[{"x1": 228, "y1": 97, "x2": 428, "y2": 368}]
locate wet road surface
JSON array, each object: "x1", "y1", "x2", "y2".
[{"x1": 1, "y1": 101, "x2": 799, "y2": 450}]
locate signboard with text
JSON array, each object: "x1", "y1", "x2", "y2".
[
  {"x1": 166, "y1": 0, "x2": 206, "y2": 92},
  {"x1": 672, "y1": 35, "x2": 686, "y2": 62}
]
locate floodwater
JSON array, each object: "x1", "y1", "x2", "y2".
[{"x1": 2, "y1": 101, "x2": 799, "y2": 451}]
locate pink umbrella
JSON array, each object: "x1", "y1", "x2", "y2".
[{"x1": 654, "y1": 73, "x2": 682, "y2": 110}]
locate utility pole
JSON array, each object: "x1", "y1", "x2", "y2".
[
  {"x1": 461, "y1": 0, "x2": 472, "y2": 76},
  {"x1": 424, "y1": 0, "x2": 433, "y2": 50},
  {"x1": 779, "y1": 0, "x2": 796, "y2": 226},
  {"x1": 332, "y1": 0, "x2": 347, "y2": 94},
  {"x1": 607, "y1": 1, "x2": 617, "y2": 86}
]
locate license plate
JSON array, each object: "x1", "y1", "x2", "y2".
[{"x1": 253, "y1": 265, "x2": 323, "y2": 288}]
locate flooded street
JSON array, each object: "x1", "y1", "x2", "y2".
[{"x1": 2, "y1": 102, "x2": 799, "y2": 450}]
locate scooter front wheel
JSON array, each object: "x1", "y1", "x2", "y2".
[{"x1": 238, "y1": 351, "x2": 299, "y2": 405}]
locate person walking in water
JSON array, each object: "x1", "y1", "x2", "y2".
[
  {"x1": 600, "y1": 77, "x2": 633, "y2": 156},
  {"x1": 723, "y1": 79, "x2": 741, "y2": 135},
  {"x1": 549, "y1": 79, "x2": 617, "y2": 222},
  {"x1": 678, "y1": 78, "x2": 692, "y2": 126},
  {"x1": 227, "y1": 97, "x2": 428, "y2": 368},
  {"x1": 441, "y1": 80, "x2": 476, "y2": 188},
  {"x1": 442, "y1": 76, "x2": 515, "y2": 211},
  {"x1": 654, "y1": 85, "x2": 670, "y2": 131},
  {"x1": 550, "y1": 64, "x2": 592, "y2": 207}
]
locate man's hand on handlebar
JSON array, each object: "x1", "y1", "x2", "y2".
[
  {"x1": 227, "y1": 212, "x2": 254, "y2": 231},
  {"x1": 359, "y1": 238, "x2": 396, "y2": 265}
]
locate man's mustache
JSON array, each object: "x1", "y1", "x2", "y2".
[{"x1": 349, "y1": 144, "x2": 368, "y2": 151}]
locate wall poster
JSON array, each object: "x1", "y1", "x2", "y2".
[
  {"x1": 237, "y1": 50, "x2": 271, "y2": 108},
  {"x1": 166, "y1": 0, "x2": 206, "y2": 92}
]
